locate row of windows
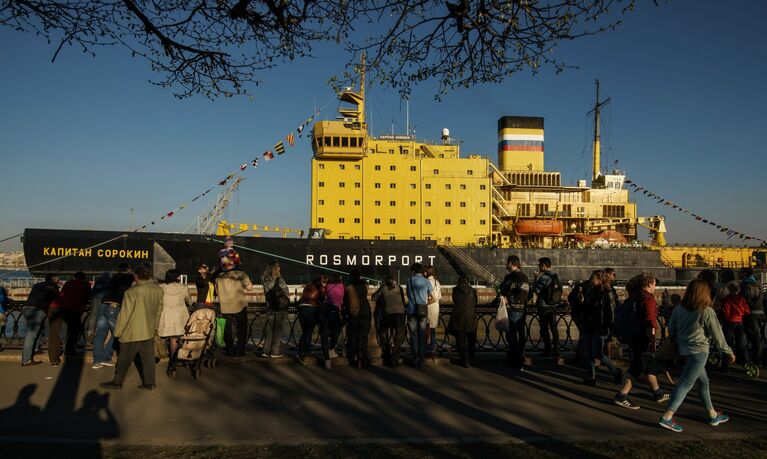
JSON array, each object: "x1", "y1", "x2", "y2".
[
  {"x1": 317, "y1": 181, "x2": 486, "y2": 190},
  {"x1": 317, "y1": 218, "x2": 487, "y2": 225},
  {"x1": 317, "y1": 163, "x2": 476, "y2": 176},
  {"x1": 318, "y1": 200, "x2": 486, "y2": 208},
  {"x1": 318, "y1": 163, "x2": 362, "y2": 170},
  {"x1": 317, "y1": 136, "x2": 365, "y2": 148}
]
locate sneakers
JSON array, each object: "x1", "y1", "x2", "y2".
[
  {"x1": 92, "y1": 363, "x2": 104, "y2": 369},
  {"x1": 50, "y1": 360, "x2": 61, "y2": 367},
  {"x1": 654, "y1": 391, "x2": 670, "y2": 403},
  {"x1": 709, "y1": 412, "x2": 730, "y2": 427},
  {"x1": 614, "y1": 396, "x2": 641, "y2": 410},
  {"x1": 269, "y1": 354, "x2": 284, "y2": 359},
  {"x1": 658, "y1": 417, "x2": 683, "y2": 433},
  {"x1": 21, "y1": 360, "x2": 42, "y2": 367},
  {"x1": 296, "y1": 355, "x2": 307, "y2": 366},
  {"x1": 101, "y1": 362, "x2": 115, "y2": 367},
  {"x1": 328, "y1": 349, "x2": 338, "y2": 359}
]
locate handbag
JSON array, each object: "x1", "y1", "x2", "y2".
[
  {"x1": 266, "y1": 277, "x2": 291, "y2": 312},
  {"x1": 215, "y1": 317, "x2": 226, "y2": 347},
  {"x1": 495, "y1": 296, "x2": 510, "y2": 332},
  {"x1": 407, "y1": 278, "x2": 428, "y2": 317}
]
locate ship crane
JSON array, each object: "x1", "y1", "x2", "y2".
[
  {"x1": 586, "y1": 215, "x2": 667, "y2": 246},
  {"x1": 183, "y1": 176, "x2": 245, "y2": 235}
]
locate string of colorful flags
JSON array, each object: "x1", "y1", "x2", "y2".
[
  {"x1": 624, "y1": 179, "x2": 766, "y2": 245},
  {"x1": 132, "y1": 109, "x2": 323, "y2": 232}
]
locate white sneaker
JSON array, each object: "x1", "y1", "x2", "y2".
[
  {"x1": 101, "y1": 362, "x2": 115, "y2": 367},
  {"x1": 269, "y1": 354, "x2": 284, "y2": 359},
  {"x1": 328, "y1": 349, "x2": 338, "y2": 358},
  {"x1": 91, "y1": 363, "x2": 104, "y2": 369}
]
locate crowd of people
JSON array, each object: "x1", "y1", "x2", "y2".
[{"x1": 8, "y1": 248, "x2": 765, "y2": 433}]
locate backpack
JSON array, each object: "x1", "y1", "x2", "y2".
[
  {"x1": 266, "y1": 277, "x2": 290, "y2": 311},
  {"x1": 543, "y1": 273, "x2": 563, "y2": 306},
  {"x1": 614, "y1": 297, "x2": 642, "y2": 343}
]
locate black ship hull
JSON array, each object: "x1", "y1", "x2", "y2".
[{"x1": 22, "y1": 228, "x2": 676, "y2": 284}]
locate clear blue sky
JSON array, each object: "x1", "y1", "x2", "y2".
[{"x1": 1, "y1": 0, "x2": 766, "y2": 252}]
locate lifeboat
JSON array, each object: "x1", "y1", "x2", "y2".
[{"x1": 514, "y1": 220, "x2": 564, "y2": 236}]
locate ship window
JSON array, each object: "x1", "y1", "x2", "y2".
[
  {"x1": 390, "y1": 201, "x2": 396, "y2": 206},
  {"x1": 354, "y1": 164, "x2": 360, "y2": 170},
  {"x1": 390, "y1": 165, "x2": 396, "y2": 171},
  {"x1": 445, "y1": 184, "x2": 451, "y2": 190},
  {"x1": 375, "y1": 201, "x2": 381, "y2": 206},
  {"x1": 339, "y1": 200, "x2": 345, "y2": 205},
  {"x1": 480, "y1": 219, "x2": 486, "y2": 225},
  {"x1": 339, "y1": 164, "x2": 345, "y2": 170},
  {"x1": 410, "y1": 201, "x2": 416, "y2": 206},
  {"x1": 410, "y1": 183, "x2": 416, "y2": 189},
  {"x1": 354, "y1": 200, "x2": 361, "y2": 206},
  {"x1": 339, "y1": 182, "x2": 345, "y2": 188},
  {"x1": 350, "y1": 137, "x2": 357, "y2": 148},
  {"x1": 390, "y1": 236, "x2": 396, "y2": 240},
  {"x1": 425, "y1": 201, "x2": 431, "y2": 207},
  {"x1": 439, "y1": 154, "x2": 444, "y2": 158},
  {"x1": 339, "y1": 236, "x2": 344, "y2": 239},
  {"x1": 410, "y1": 166, "x2": 417, "y2": 171},
  {"x1": 433, "y1": 169, "x2": 439, "y2": 174},
  {"x1": 359, "y1": 137, "x2": 364, "y2": 147},
  {"x1": 354, "y1": 218, "x2": 360, "y2": 223},
  {"x1": 375, "y1": 236, "x2": 381, "y2": 240},
  {"x1": 375, "y1": 183, "x2": 381, "y2": 188},
  {"x1": 318, "y1": 164, "x2": 325, "y2": 169},
  {"x1": 339, "y1": 218, "x2": 345, "y2": 223},
  {"x1": 333, "y1": 137, "x2": 340, "y2": 147},
  {"x1": 425, "y1": 184, "x2": 432, "y2": 189},
  {"x1": 324, "y1": 136, "x2": 331, "y2": 146},
  {"x1": 445, "y1": 219, "x2": 451, "y2": 224},
  {"x1": 460, "y1": 219, "x2": 466, "y2": 225},
  {"x1": 402, "y1": 149, "x2": 408, "y2": 155},
  {"x1": 480, "y1": 184, "x2": 486, "y2": 190},
  {"x1": 353, "y1": 236, "x2": 360, "y2": 240},
  {"x1": 389, "y1": 149, "x2": 395, "y2": 155},
  {"x1": 318, "y1": 217, "x2": 324, "y2": 223},
  {"x1": 519, "y1": 203, "x2": 530, "y2": 216},
  {"x1": 318, "y1": 200, "x2": 324, "y2": 205},
  {"x1": 316, "y1": 137, "x2": 322, "y2": 147},
  {"x1": 410, "y1": 219, "x2": 416, "y2": 224},
  {"x1": 467, "y1": 170, "x2": 473, "y2": 176},
  {"x1": 318, "y1": 182, "x2": 325, "y2": 187},
  {"x1": 425, "y1": 236, "x2": 431, "y2": 240},
  {"x1": 374, "y1": 218, "x2": 381, "y2": 224},
  {"x1": 341, "y1": 137, "x2": 348, "y2": 147},
  {"x1": 460, "y1": 184, "x2": 466, "y2": 190},
  {"x1": 390, "y1": 219, "x2": 396, "y2": 224},
  {"x1": 480, "y1": 202, "x2": 486, "y2": 208},
  {"x1": 410, "y1": 237, "x2": 416, "y2": 240},
  {"x1": 390, "y1": 183, "x2": 396, "y2": 189},
  {"x1": 375, "y1": 165, "x2": 381, "y2": 171},
  {"x1": 355, "y1": 182, "x2": 360, "y2": 188},
  {"x1": 460, "y1": 202, "x2": 466, "y2": 208},
  {"x1": 445, "y1": 202, "x2": 451, "y2": 207},
  {"x1": 425, "y1": 219, "x2": 431, "y2": 224}
]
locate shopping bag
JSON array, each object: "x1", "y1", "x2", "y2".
[
  {"x1": 215, "y1": 317, "x2": 226, "y2": 347},
  {"x1": 495, "y1": 296, "x2": 509, "y2": 332}
]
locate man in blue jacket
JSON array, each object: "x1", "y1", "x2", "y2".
[{"x1": 406, "y1": 263, "x2": 434, "y2": 369}]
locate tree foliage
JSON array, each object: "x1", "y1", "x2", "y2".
[{"x1": 1, "y1": 0, "x2": 641, "y2": 98}]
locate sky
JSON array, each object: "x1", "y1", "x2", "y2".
[{"x1": 1, "y1": 0, "x2": 766, "y2": 252}]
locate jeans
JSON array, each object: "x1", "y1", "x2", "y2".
[
  {"x1": 428, "y1": 328, "x2": 437, "y2": 354},
  {"x1": 453, "y1": 330, "x2": 476, "y2": 366},
  {"x1": 319, "y1": 303, "x2": 342, "y2": 360},
  {"x1": 223, "y1": 308, "x2": 249, "y2": 356},
  {"x1": 506, "y1": 310, "x2": 527, "y2": 369},
  {"x1": 263, "y1": 310, "x2": 288, "y2": 356},
  {"x1": 297, "y1": 306, "x2": 318, "y2": 357},
  {"x1": 21, "y1": 307, "x2": 46, "y2": 364},
  {"x1": 667, "y1": 352, "x2": 713, "y2": 414},
  {"x1": 93, "y1": 303, "x2": 120, "y2": 364},
  {"x1": 48, "y1": 308, "x2": 83, "y2": 363},
  {"x1": 581, "y1": 333, "x2": 620, "y2": 380},
  {"x1": 346, "y1": 314, "x2": 372, "y2": 363},
  {"x1": 380, "y1": 313, "x2": 406, "y2": 366},
  {"x1": 723, "y1": 321, "x2": 748, "y2": 367},
  {"x1": 538, "y1": 308, "x2": 559, "y2": 354},
  {"x1": 407, "y1": 315, "x2": 428, "y2": 369}
]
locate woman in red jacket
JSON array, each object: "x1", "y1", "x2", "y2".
[{"x1": 720, "y1": 282, "x2": 750, "y2": 368}]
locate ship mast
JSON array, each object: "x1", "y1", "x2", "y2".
[{"x1": 588, "y1": 80, "x2": 610, "y2": 182}]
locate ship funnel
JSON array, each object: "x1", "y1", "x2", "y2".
[{"x1": 497, "y1": 116, "x2": 544, "y2": 172}]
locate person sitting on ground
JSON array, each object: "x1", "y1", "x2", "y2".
[
  {"x1": 344, "y1": 269, "x2": 371, "y2": 368},
  {"x1": 319, "y1": 273, "x2": 345, "y2": 369},
  {"x1": 372, "y1": 277, "x2": 407, "y2": 367},
  {"x1": 48, "y1": 271, "x2": 91, "y2": 366},
  {"x1": 720, "y1": 282, "x2": 750, "y2": 369},
  {"x1": 21, "y1": 274, "x2": 59, "y2": 367},
  {"x1": 296, "y1": 275, "x2": 326, "y2": 365},
  {"x1": 100, "y1": 263, "x2": 164, "y2": 391},
  {"x1": 448, "y1": 276, "x2": 478, "y2": 368},
  {"x1": 658, "y1": 278, "x2": 734, "y2": 433},
  {"x1": 158, "y1": 269, "x2": 192, "y2": 358}
]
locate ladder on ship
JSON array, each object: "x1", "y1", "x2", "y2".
[{"x1": 439, "y1": 241, "x2": 498, "y2": 286}]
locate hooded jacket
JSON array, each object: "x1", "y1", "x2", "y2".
[{"x1": 448, "y1": 282, "x2": 478, "y2": 332}]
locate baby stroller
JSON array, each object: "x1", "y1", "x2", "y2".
[
  {"x1": 167, "y1": 306, "x2": 218, "y2": 379},
  {"x1": 707, "y1": 349, "x2": 760, "y2": 379}
]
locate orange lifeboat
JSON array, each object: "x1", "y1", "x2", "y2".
[{"x1": 514, "y1": 220, "x2": 564, "y2": 236}]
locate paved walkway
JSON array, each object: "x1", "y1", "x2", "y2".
[{"x1": 0, "y1": 351, "x2": 765, "y2": 448}]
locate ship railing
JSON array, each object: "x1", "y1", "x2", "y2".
[{"x1": 2, "y1": 301, "x2": 755, "y2": 356}]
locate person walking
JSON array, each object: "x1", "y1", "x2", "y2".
[
  {"x1": 448, "y1": 276, "x2": 478, "y2": 368},
  {"x1": 21, "y1": 274, "x2": 59, "y2": 367},
  {"x1": 580, "y1": 271, "x2": 622, "y2": 386},
  {"x1": 498, "y1": 255, "x2": 530, "y2": 371},
  {"x1": 262, "y1": 260, "x2": 290, "y2": 359},
  {"x1": 739, "y1": 268, "x2": 764, "y2": 365},
  {"x1": 296, "y1": 276, "x2": 326, "y2": 365},
  {"x1": 372, "y1": 277, "x2": 407, "y2": 367},
  {"x1": 100, "y1": 263, "x2": 164, "y2": 390},
  {"x1": 405, "y1": 263, "x2": 434, "y2": 369},
  {"x1": 530, "y1": 257, "x2": 562, "y2": 357},
  {"x1": 658, "y1": 278, "x2": 734, "y2": 433},
  {"x1": 319, "y1": 273, "x2": 345, "y2": 369},
  {"x1": 48, "y1": 271, "x2": 91, "y2": 365},
  {"x1": 92, "y1": 264, "x2": 134, "y2": 369},
  {"x1": 157, "y1": 269, "x2": 192, "y2": 358},
  {"x1": 215, "y1": 258, "x2": 254, "y2": 357},
  {"x1": 614, "y1": 273, "x2": 669, "y2": 409},
  {"x1": 344, "y1": 269, "x2": 370, "y2": 368},
  {"x1": 425, "y1": 265, "x2": 442, "y2": 358},
  {"x1": 720, "y1": 282, "x2": 750, "y2": 369}
]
